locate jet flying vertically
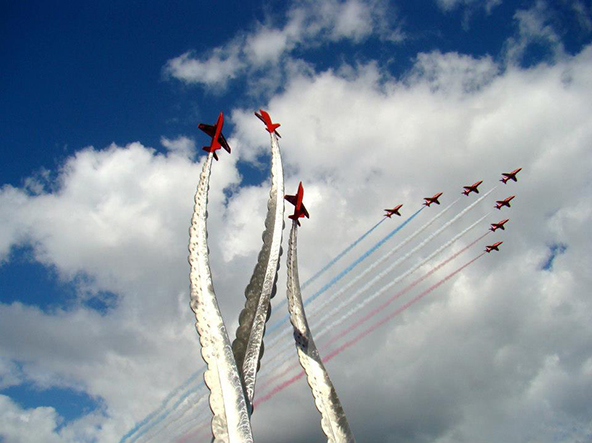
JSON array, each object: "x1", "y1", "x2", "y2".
[
  {"x1": 490, "y1": 219, "x2": 509, "y2": 232},
  {"x1": 500, "y1": 168, "x2": 522, "y2": 184},
  {"x1": 198, "y1": 112, "x2": 231, "y2": 161},
  {"x1": 384, "y1": 204, "x2": 403, "y2": 218},
  {"x1": 495, "y1": 195, "x2": 515, "y2": 210},
  {"x1": 485, "y1": 241, "x2": 503, "y2": 253},
  {"x1": 285, "y1": 182, "x2": 310, "y2": 226},
  {"x1": 255, "y1": 109, "x2": 281, "y2": 138},
  {"x1": 462, "y1": 180, "x2": 483, "y2": 196},
  {"x1": 423, "y1": 192, "x2": 443, "y2": 207}
]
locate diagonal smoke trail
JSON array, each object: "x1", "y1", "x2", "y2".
[
  {"x1": 266, "y1": 207, "x2": 424, "y2": 336},
  {"x1": 301, "y1": 217, "x2": 387, "y2": 290},
  {"x1": 256, "y1": 226, "x2": 489, "y2": 389},
  {"x1": 320, "y1": 231, "x2": 490, "y2": 346},
  {"x1": 258, "y1": 200, "x2": 460, "y2": 372},
  {"x1": 307, "y1": 198, "x2": 462, "y2": 322},
  {"x1": 253, "y1": 252, "x2": 486, "y2": 408},
  {"x1": 140, "y1": 390, "x2": 209, "y2": 443},
  {"x1": 119, "y1": 371, "x2": 201, "y2": 442},
  {"x1": 315, "y1": 217, "x2": 490, "y2": 337},
  {"x1": 323, "y1": 253, "x2": 486, "y2": 360},
  {"x1": 272, "y1": 217, "x2": 387, "y2": 313}
]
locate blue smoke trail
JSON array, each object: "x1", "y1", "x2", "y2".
[
  {"x1": 266, "y1": 207, "x2": 424, "y2": 335},
  {"x1": 301, "y1": 217, "x2": 386, "y2": 290},
  {"x1": 127, "y1": 381, "x2": 207, "y2": 443},
  {"x1": 119, "y1": 371, "x2": 202, "y2": 443},
  {"x1": 273, "y1": 217, "x2": 387, "y2": 314}
]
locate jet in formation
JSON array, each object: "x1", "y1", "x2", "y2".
[
  {"x1": 490, "y1": 219, "x2": 509, "y2": 232},
  {"x1": 485, "y1": 241, "x2": 503, "y2": 253},
  {"x1": 255, "y1": 109, "x2": 281, "y2": 138},
  {"x1": 423, "y1": 192, "x2": 443, "y2": 207},
  {"x1": 462, "y1": 180, "x2": 483, "y2": 196},
  {"x1": 285, "y1": 182, "x2": 310, "y2": 226},
  {"x1": 198, "y1": 112, "x2": 231, "y2": 161},
  {"x1": 495, "y1": 195, "x2": 515, "y2": 210},
  {"x1": 384, "y1": 204, "x2": 403, "y2": 218},
  {"x1": 500, "y1": 168, "x2": 522, "y2": 184}
]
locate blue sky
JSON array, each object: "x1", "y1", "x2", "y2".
[{"x1": 2, "y1": 1, "x2": 592, "y2": 442}]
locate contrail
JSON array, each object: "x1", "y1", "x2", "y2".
[
  {"x1": 323, "y1": 253, "x2": 486, "y2": 360},
  {"x1": 308, "y1": 198, "x2": 462, "y2": 322},
  {"x1": 320, "y1": 231, "x2": 490, "y2": 347},
  {"x1": 266, "y1": 207, "x2": 424, "y2": 335},
  {"x1": 128, "y1": 380, "x2": 207, "y2": 442},
  {"x1": 140, "y1": 391, "x2": 208, "y2": 443},
  {"x1": 272, "y1": 218, "x2": 386, "y2": 314},
  {"x1": 253, "y1": 252, "x2": 486, "y2": 407},
  {"x1": 257, "y1": 225, "x2": 489, "y2": 388},
  {"x1": 301, "y1": 218, "x2": 387, "y2": 290},
  {"x1": 119, "y1": 371, "x2": 202, "y2": 442},
  {"x1": 314, "y1": 217, "x2": 490, "y2": 336},
  {"x1": 259, "y1": 200, "x2": 459, "y2": 372},
  {"x1": 261, "y1": 197, "x2": 469, "y2": 369}
]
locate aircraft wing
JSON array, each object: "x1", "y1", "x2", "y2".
[
  {"x1": 198, "y1": 123, "x2": 216, "y2": 137},
  {"x1": 285, "y1": 195, "x2": 297, "y2": 206},
  {"x1": 218, "y1": 133, "x2": 231, "y2": 153},
  {"x1": 302, "y1": 205, "x2": 310, "y2": 219}
]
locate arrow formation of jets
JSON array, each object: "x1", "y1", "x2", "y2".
[{"x1": 382, "y1": 169, "x2": 522, "y2": 255}]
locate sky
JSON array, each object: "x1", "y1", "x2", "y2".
[{"x1": 1, "y1": 0, "x2": 592, "y2": 441}]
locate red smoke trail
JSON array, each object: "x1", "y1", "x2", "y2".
[
  {"x1": 322, "y1": 232, "x2": 489, "y2": 349},
  {"x1": 253, "y1": 252, "x2": 485, "y2": 408},
  {"x1": 176, "y1": 422, "x2": 209, "y2": 443},
  {"x1": 257, "y1": 360, "x2": 300, "y2": 393},
  {"x1": 254, "y1": 371, "x2": 305, "y2": 407},
  {"x1": 323, "y1": 252, "x2": 485, "y2": 362}
]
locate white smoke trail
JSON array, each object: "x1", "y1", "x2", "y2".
[{"x1": 315, "y1": 215, "x2": 489, "y2": 338}]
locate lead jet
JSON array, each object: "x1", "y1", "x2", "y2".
[
  {"x1": 485, "y1": 241, "x2": 503, "y2": 253},
  {"x1": 500, "y1": 168, "x2": 522, "y2": 184},
  {"x1": 198, "y1": 112, "x2": 231, "y2": 161},
  {"x1": 462, "y1": 180, "x2": 483, "y2": 196},
  {"x1": 255, "y1": 109, "x2": 281, "y2": 138},
  {"x1": 423, "y1": 192, "x2": 443, "y2": 207},
  {"x1": 490, "y1": 219, "x2": 509, "y2": 232},
  {"x1": 384, "y1": 204, "x2": 403, "y2": 218},
  {"x1": 495, "y1": 195, "x2": 515, "y2": 210},
  {"x1": 285, "y1": 182, "x2": 310, "y2": 226}
]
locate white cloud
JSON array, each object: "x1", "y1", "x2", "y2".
[
  {"x1": 164, "y1": 0, "x2": 403, "y2": 90},
  {"x1": 160, "y1": 136, "x2": 196, "y2": 159},
  {"x1": 163, "y1": 43, "x2": 245, "y2": 88},
  {"x1": 436, "y1": 0, "x2": 502, "y2": 14},
  {"x1": 504, "y1": 1, "x2": 566, "y2": 65}
]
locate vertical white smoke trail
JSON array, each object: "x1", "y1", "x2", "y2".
[
  {"x1": 285, "y1": 220, "x2": 356, "y2": 442},
  {"x1": 187, "y1": 153, "x2": 253, "y2": 442}
]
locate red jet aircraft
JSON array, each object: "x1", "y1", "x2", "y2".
[
  {"x1": 384, "y1": 204, "x2": 403, "y2": 218},
  {"x1": 500, "y1": 168, "x2": 522, "y2": 184},
  {"x1": 198, "y1": 112, "x2": 231, "y2": 161},
  {"x1": 255, "y1": 109, "x2": 281, "y2": 138},
  {"x1": 485, "y1": 241, "x2": 503, "y2": 253},
  {"x1": 423, "y1": 192, "x2": 443, "y2": 207},
  {"x1": 495, "y1": 195, "x2": 515, "y2": 210},
  {"x1": 285, "y1": 182, "x2": 310, "y2": 226},
  {"x1": 490, "y1": 219, "x2": 509, "y2": 232},
  {"x1": 462, "y1": 180, "x2": 483, "y2": 196}
]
